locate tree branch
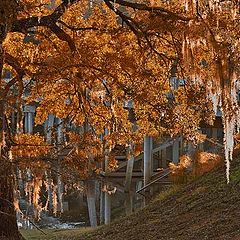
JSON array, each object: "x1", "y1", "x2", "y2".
[
  {"x1": 108, "y1": 0, "x2": 193, "y2": 21},
  {"x1": 104, "y1": 0, "x2": 140, "y2": 35},
  {"x1": 11, "y1": 0, "x2": 81, "y2": 52},
  {"x1": 48, "y1": 23, "x2": 76, "y2": 52}
]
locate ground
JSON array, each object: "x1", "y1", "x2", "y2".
[
  {"x1": 20, "y1": 228, "x2": 92, "y2": 240},
  {"x1": 22, "y1": 156, "x2": 240, "y2": 240}
]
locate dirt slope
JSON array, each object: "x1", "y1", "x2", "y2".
[{"x1": 81, "y1": 158, "x2": 240, "y2": 240}]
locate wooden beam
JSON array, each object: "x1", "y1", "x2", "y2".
[
  {"x1": 105, "y1": 172, "x2": 144, "y2": 178},
  {"x1": 152, "y1": 139, "x2": 174, "y2": 153}
]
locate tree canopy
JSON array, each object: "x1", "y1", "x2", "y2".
[{"x1": 0, "y1": 0, "x2": 240, "y2": 238}]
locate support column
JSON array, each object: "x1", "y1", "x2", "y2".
[
  {"x1": 28, "y1": 112, "x2": 33, "y2": 133},
  {"x1": 125, "y1": 144, "x2": 134, "y2": 192},
  {"x1": 143, "y1": 136, "x2": 153, "y2": 205},
  {"x1": 23, "y1": 105, "x2": 35, "y2": 133},
  {"x1": 136, "y1": 181, "x2": 143, "y2": 208},
  {"x1": 161, "y1": 148, "x2": 167, "y2": 168},
  {"x1": 125, "y1": 150, "x2": 134, "y2": 215},
  {"x1": 104, "y1": 189, "x2": 111, "y2": 225},
  {"x1": 104, "y1": 153, "x2": 111, "y2": 224},
  {"x1": 86, "y1": 180, "x2": 97, "y2": 227},
  {"x1": 172, "y1": 138, "x2": 179, "y2": 164},
  {"x1": 99, "y1": 182, "x2": 104, "y2": 225},
  {"x1": 125, "y1": 192, "x2": 133, "y2": 216},
  {"x1": 144, "y1": 136, "x2": 152, "y2": 186},
  {"x1": 46, "y1": 114, "x2": 54, "y2": 144},
  {"x1": 24, "y1": 112, "x2": 28, "y2": 133},
  {"x1": 56, "y1": 118, "x2": 63, "y2": 213}
]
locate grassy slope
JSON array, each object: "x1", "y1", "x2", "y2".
[
  {"x1": 21, "y1": 228, "x2": 93, "y2": 240},
  {"x1": 22, "y1": 157, "x2": 240, "y2": 240}
]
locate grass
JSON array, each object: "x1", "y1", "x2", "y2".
[
  {"x1": 21, "y1": 227, "x2": 93, "y2": 240},
  {"x1": 155, "y1": 185, "x2": 182, "y2": 201},
  {"x1": 21, "y1": 157, "x2": 240, "y2": 240},
  {"x1": 20, "y1": 185, "x2": 180, "y2": 240}
]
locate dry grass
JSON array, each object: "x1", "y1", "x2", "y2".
[
  {"x1": 22, "y1": 156, "x2": 240, "y2": 240},
  {"x1": 79, "y1": 156, "x2": 240, "y2": 240},
  {"x1": 21, "y1": 227, "x2": 93, "y2": 240}
]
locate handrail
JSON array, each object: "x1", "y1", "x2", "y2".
[
  {"x1": 136, "y1": 168, "x2": 171, "y2": 194},
  {"x1": 117, "y1": 138, "x2": 176, "y2": 170}
]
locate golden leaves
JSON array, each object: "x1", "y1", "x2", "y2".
[
  {"x1": 64, "y1": 132, "x2": 104, "y2": 179},
  {"x1": 12, "y1": 133, "x2": 51, "y2": 159}
]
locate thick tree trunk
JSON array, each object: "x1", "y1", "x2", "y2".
[
  {"x1": 0, "y1": 10, "x2": 24, "y2": 239},
  {"x1": 0, "y1": 101, "x2": 23, "y2": 240},
  {"x1": 0, "y1": 163, "x2": 23, "y2": 240}
]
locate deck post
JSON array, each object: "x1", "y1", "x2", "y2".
[
  {"x1": 136, "y1": 181, "x2": 144, "y2": 208},
  {"x1": 143, "y1": 135, "x2": 153, "y2": 205},
  {"x1": 46, "y1": 114, "x2": 54, "y2": 144},
  {"x1": 125, "y1": 191, "x2": 133, "y2": 215},
  {"x1": 28, "y1": 112, "x2": 33, "y2": 133},
  {"x1": 104, "y1": 142, "x2": 111, "y2": 225},
  {"x1": 100, "y1": 182, "x2": 104, "y2": 225},
  {"x1": 172, "y1": 138, "x2": 179, "y2": 164},
  {"x1": 104, "y1": 188, "x2": 111, "y2": 225},
  {"x1": 125, "y1": 144, "x2": 134, "y2": 192},
  {"x1": 56, "y1": 118, "x2": 63, "y2": 213},
  {"x1": 24, "y1": 112, "x2": 28, "y2": 133},
  {"x1": 86, "y1": 179, "x2": 97, "y2": 227},
  {"x1": 23, "y1": 105, "x2": 35, "y2": 133},
  {"x1": 144, "y1": 136, "x2": 153, "y2": 186},
  {"x1": 124, "y1": 144, "x2": 135, "y2": 215}
]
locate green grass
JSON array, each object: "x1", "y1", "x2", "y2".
[
  {"x1": 21, "y1": 227, "x2": 93, "y2": 240},
  {"x1": 155, "y1": 185, "x2": 182, "y2": 201}
]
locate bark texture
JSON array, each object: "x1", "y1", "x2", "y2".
[{"x1": 0, "y1": 101, "x2": 23, "y2": 240}]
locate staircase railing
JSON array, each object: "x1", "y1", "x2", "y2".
[{"x1": 136, "y1": 168, "x2": 171, "y2": 195}]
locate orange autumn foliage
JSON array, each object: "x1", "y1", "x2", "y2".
[{"x1": 170, "y1": 151, "x2": 223, "y2": 183}]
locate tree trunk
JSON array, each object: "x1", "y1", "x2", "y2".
[
  {"x1": 0, "y1": 101, "x2": 23, "y2": 240},
  {"x1": 0, "y1": 163, "x2": 23, "y2": 240},
  {"x1": 0, "y1": 11, "x2": 25, "y2": 239}
]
